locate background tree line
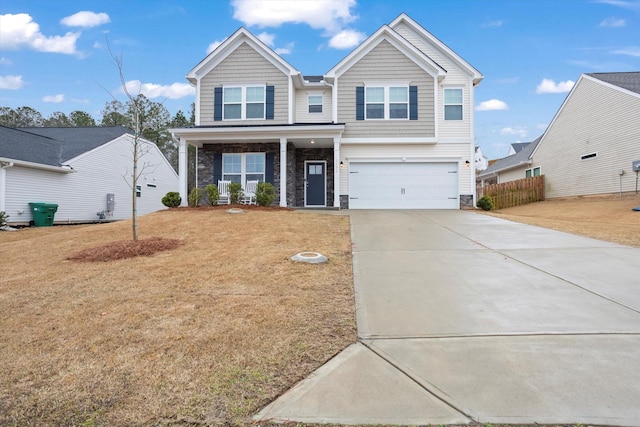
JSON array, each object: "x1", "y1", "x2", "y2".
[{"x1": 0, "y1": 96, "x2": 195, "y2": 174}]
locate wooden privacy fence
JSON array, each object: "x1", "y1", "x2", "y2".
[{"x1": 481, "y1": 175, "x2": 545, "y2": 209}]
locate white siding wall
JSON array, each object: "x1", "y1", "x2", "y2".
[
  {"x1": 337, "y1": 40, "x2": 435, "y2": 138},
  {"x1": 533, "y1": 77, "x2": 640, "y2": 198},
  {"x1": 199, "y1": 42, "x2": 289, "y2": 126},
  {"x1": 4, "y1": 136, "x2": 178, "y2": 224},
  {"x1": 294, "y1": 88, "x2": 333, "y2": 123},
  {"x1": 339, "y1": 143, "x2": 471, "y2": 195},
  {"x1": 393, "y1": 23, "x2": 473, "y2": 140},
  {"x1": 499, "y1": 166, "x2": 529, "y2": 183}
]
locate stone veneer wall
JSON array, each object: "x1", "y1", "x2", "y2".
[
  {"x1": 294, "y1": 148, "x2": 335, "y2": 207},
  {"x1": 459, "y1": 194, "x2": 474, "y2": 209}
]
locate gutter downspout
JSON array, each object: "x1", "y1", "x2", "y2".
[{"x1": 0, "y1": 161, "x2": 14, "y2": 213}]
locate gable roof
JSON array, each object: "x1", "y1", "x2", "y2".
[
  {"x1": 478, "y1": 136, "x2": 542, "y2": 178},
  {"x1": 325, "y1": 23, "x2": 447, "y2": 79},
  {"x1": 186, "y1": 27, "x2": 301, "y2": 85},
  {"x1": 586, "y1": 72, "x2": 640, "y2": 95},
  {"x1": 509, "y1": 142, "x2": 529, "y2": 154},
  {"x1": 1, "y1": 126, "x2": 133, "y2": 166},
  {"x1": 389, "y1": 13, "x2": 483, "y2": 85}
]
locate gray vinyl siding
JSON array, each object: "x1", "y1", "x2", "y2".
[
  {"x1": 295, "y1": 88, "x2": 332, "y2": 123},
  {"x1": 337, "y1": 40, "x2": 435, "y2": 138},
  {"x1": 533, "y1": 77, "x2": 640, "y2": 198},
  {"x1": 4, "y1": 136, "x2": 178, "y2": 224},
  {"x1": 394, "y1": 23, "x2": 472, "y2": 139},
  {"x1": 199, "y1": 42, "x2": 289, "y2": 125}
]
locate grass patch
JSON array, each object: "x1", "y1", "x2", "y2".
[{"x1": 0, "y1": 208, "x2": 356, "y2": 426}]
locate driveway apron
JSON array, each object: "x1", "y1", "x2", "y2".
[{"x1": 256, "y1": 210, "x2": 640, "y2": 425}]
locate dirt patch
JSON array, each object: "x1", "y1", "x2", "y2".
[
  {"x1": 67, "y1": 236, "x2": 184, "y2": 262},
  {"x1": 0, "y1": 208, "x2": 355, "y2": 426},
  {"x1": 481, "y1": 193, "x2": 640, "y2": 247}
]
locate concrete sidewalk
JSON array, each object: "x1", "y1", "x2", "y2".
[{"x1": 256, "y1": 210, "x2": 640, "y2": 425}]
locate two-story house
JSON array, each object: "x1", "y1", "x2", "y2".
[{"x1": 169, "y1": 13, "x2": 483, "y2": 209}]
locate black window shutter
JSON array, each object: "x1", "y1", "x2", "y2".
[
  {"x1": 356, "y1": 86, "x2": 364, "y2": 120},
  {"x1": 214, "y1": 87, "x2": 223, "y2": 121},
  {"x1": 265, "y1": 86, "x2": 274, "y2": 119},
  {"x1": 213, "y1": 153, "x2": 222, "y2": 183},
  {"x1": 409, "y1": 86, "x2": 418, "y2": 120},
  {"x1": 265, "y1": 152, "x2": 275, "y2": 184}
]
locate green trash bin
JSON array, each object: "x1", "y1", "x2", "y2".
[{"x1": 29, "y1": 202, "x2": 58, "y2": 227}]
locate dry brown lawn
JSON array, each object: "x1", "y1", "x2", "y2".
[
  {"x1": 0, "y1": 207, "x2": 355, "y2": 426},
  {"x1": 481, "y1": 193, "x2": 640, "y2": 247}
]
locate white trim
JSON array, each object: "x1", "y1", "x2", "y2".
[
  {"x1": 0, "y1": 157, "x2": 74, "y2": 173},
  {"x1": 333, "y1": 138, "x2": 340, "y2": 208},
  {"x1": 341, "y1": 137, "x2": 437, "y2": 144},
  {"x1": 222, "y1": 85, "x2": 266, "y2": 121},
  {"x1": 169, "y1": 124, "x2": 345, "y2": 145},
  {"x1": 280, "y1": 138, "x2": 287, "y2": 207},
  {"x1": 364, "y1": 85, "x2": 409, "y2": 120},
  {"x1": 332, "y1": 79, "x2": 339, "y2": 123},
  {"x1": 433, "y1": 78, "x2": 439, "y2": 138},
  {"x1": 195, "y1": 78, "x2": 201, "y2": 126},
  {"x1": 222, "y1": 152, "x2": 266, "y2": 183},
  {"x1": 304, "y1": 160, "x2": 327, "y2": 207},
  {"x1": 348, "y1": 156, "x2": 460, "y2": 163},
  {"x1": 288, "y1": 76, "x2": 294, "y2": 124},
  {"x1": 308, "y1": 93, "x2": 324, "y2": 114},
  {"x1": 443, "y1": 87, "x2": 464, "y2": 121}
]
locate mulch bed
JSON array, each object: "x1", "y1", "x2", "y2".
[{"x1": 66, "y1": 236, "x2": 184, "y2": 262}]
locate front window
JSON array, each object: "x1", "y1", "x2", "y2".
[
  {"x1": 223, "y1": 86, "x2": 265, "y2": 120},
  {"x1": 366, "y1": 86, "x2": 408, "y2": 120},
  {"x1": 444, "y1": 88, "x2": 463, "y2": 120},
  {"x1": 308, "y1": 95, "x2": 323, "y2": 113},
  {"x1": 222, "y1": 153, "x2": 265, "y2": 184}
]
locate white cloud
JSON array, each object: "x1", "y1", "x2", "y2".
[
  {"x1": 328, "y1": 29, "x2": 366, "y2": 49},
  {"x1": 599, "y1": 17, "x2": 625, "y2": 27},
  {"x1": 500, "y1": 127, "x2": 528, "y2": 138},
  {"x1": 536, "y1": 78, "x2": 575, "y2": 94},
  {"x1": 257, "y1": 32, "x2": 276, "y2": 46},
  {"x1": 0, "y1": 57, "x2": 12, "y2": 65},
  {"x1": 42, "y1": 94, "x2": 65, "y2": 103},
  {"x1": 0, "y1": 13, "x2": 80, "y2": 54},
  {"x1": 476, "y1": 99, "x2": 509, "y2": 111},
  {"x1": 593, "y1": 0, "x2": 640, "y2": 11},
  {"x1": 207, "y1": 38, "x2": 227, "y2": 54},
  {"x1": 612, "y1": 46, "x2": 640, "y2": 57},
  {"x1": 275, "y1": 42, "x2": 294, "y2": 55},
  {"x1": 0, "y1": 74, "x2": 24, "y2": 89},
  {"x1": 232, "y1": 0, "x2": 357, "y2": 33},
  {"x1": 483, "y1": 20, "x2": 504, "y2": 27},
  {"x1": 61, "y1": 11, "x2": 110, "y2": 28},
  {"x1": 123, "y1": 80, "x2": 195, "y2": 99}
]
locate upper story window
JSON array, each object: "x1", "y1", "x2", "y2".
[
  {"x1": 308, "y1": 95, "x2": 323, "y2": 113},
  {"x1": 365, "y1": 86, "x2": 408, "y2": 120},
  {"x1": 444, "y1": 88, "x2": 463, "y2": 121},
  {"x1": 223, "y1": 86, "x2": 265, "y2": 120}
]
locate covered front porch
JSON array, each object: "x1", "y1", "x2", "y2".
[{"x1": 169, "y1": 124, "x2": 345, "y2": 208}]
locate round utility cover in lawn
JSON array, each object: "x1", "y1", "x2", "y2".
[{"x1": 633, "y1": 206, "x2": 640, "y2": 211}]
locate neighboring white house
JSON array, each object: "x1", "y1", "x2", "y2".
[
  {"x1": 0, "y1": 126, "x2": 179, "y2": 224},
  {"x1": 475, "y1": 146, "x2": 488, "y2": 172},
  {"x1": 478, "y1": 72, "x2": 640, "y2": 198},
  {"x1": 169, "y1": 13, "x2": 483, "y2": 209}
]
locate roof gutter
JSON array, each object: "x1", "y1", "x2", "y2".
[
  {"x1": 0, "y1": 157, "x2": 75, "y2": 173},
  {"x1": 478, "y1": 160, "x2": 532, "y2": 178}
]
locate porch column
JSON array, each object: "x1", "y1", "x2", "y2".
[
  {"x1": 177, "y1": 137, "x2": 188, "y2": 206},
  {"x1": 333, "y1": 138, "x2": 340, "y2": 208},
  {"x1": 279, "y1": 137, "x2": 287, "y2": 207}
]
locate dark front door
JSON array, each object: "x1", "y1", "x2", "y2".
[{"x1": 306, "y1": 162, "x2": 326, "y2": 206}]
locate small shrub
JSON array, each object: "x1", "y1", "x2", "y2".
[
  {"x1": 255, "y1": 182, "x2": 276, "y2": 206},
  {"x1": 188, "y1": 187, "x2": 203, "y2": 207},
  {"x1": 0, "y1": 211, "x2": 9, "y2": 227},
  {"x1": 476, "y1": 195, "x2": 494, "y2": 211},
  {"x1": 204, "y1": 184, "x2": 219, "y2": 206},
  {"x1": 228, "y1": 182, "x2": 243, "y2": 204},
  {"x1": 162, "y1": 192, "x2": 181, "y2": 208}
]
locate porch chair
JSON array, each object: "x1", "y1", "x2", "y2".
[
  {"x1": 218, "y1": 180, "x2": 231, "y2": 205},
  {"x1": 242, "y1": 180, "x2": 258, "y2": 205}
]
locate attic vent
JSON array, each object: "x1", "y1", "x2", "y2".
[{"x1": 581, "y1": 152, "x2": 598, "y2": 160}]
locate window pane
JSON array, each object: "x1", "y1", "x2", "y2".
[
  {"x1": 246, "y1": 153, "x2": 265, "y2": 173},
  {"x1": 309, "y1": 95, "x2": 323, "y2": 104},
  {"x1": 533, "y1": 167, "x2": 541, "y2": 177},
  {"x1": 224, "y1": 87, "x2": 241, "y2": 102},
  {"x1": 223, "y1": 154, "x2": 241, "y2": 173},
  {"x1": 223, "y1": 174, "x2": 242, "y2": 183},
  {"x1": 224, "y1": 104, "x2": 241, "y2": 119},
  {"x1": 444, "y1": 105, "x2": 462, "y2": 120},
  {"x1": 525, "y1": 169, "x2": 532, "y2": 178},
  {"x1": 246, "y1": 174, "x2": 264, "y2": 183},
  {"x1": 366, "y1": 87, "x2": 384, "y2": 102},
  {"x1": 246, "y1": 103, "x2": 264, "y2": 119},
  {"x1": 366, "y1": 104, "x2": 384, "y2": 119},
  {"x1": 389, "y1": 87, "x2": 408, "y2": 102},
  {"x1": 309, "y1": 104, "x2": 322, "y2": 113},
  {"x1": 390, "y1": 103, "x2": 408, "y2": 119},
  {"x1": 246, "y1": 86, "x2": 264, "y2": 102},
  {"x1": 444, "y1": 88, "x2": 462, "y2": 104}
]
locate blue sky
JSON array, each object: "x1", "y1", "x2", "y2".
[{"x1": 1, "y1": 0, "x2": 639, "y2": 159}]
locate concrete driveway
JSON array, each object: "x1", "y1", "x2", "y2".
[{"x1": 256, "y1": 210, "x2": 640, "y2": 425}]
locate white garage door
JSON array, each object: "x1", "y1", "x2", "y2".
[{"x1": 348, "y1": 162, "x2": 459, "y2": 209}]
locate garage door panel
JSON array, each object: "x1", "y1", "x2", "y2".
[{"x1": 349, "y1": 162, "x2": 458, "y2": 209}]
